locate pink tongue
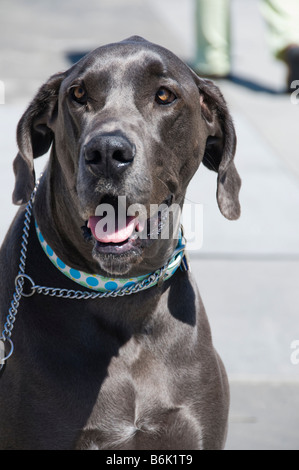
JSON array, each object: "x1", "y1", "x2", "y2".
[{"x1": 88, "y1": 215, "x2": 137, "y2": 244}]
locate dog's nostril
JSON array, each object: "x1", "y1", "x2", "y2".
[
  {"x1": 85, "y1": 149, "x2": 102, "y2": 164},
  {"x1": 113, "y1": 149, "x2": 126, "y2": 163}
]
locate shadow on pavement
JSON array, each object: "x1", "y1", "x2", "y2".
[{"x1": 228, "y1": 73, "x2": 286, "y2": 95}]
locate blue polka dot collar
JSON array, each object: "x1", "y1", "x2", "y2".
[{"x1": 35, "y1": 221, "x2": 187, "y2": 293}]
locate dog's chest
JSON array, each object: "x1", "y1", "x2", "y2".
[{"x1": 76, "y1": 343, "x2": 202, "y2": 450}]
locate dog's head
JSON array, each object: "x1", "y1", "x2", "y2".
[{"x1": 12, "y1": 37, "x2": 241, "y2": 276}]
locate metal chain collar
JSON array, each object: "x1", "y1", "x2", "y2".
[
  {"x1": 0, "y1": 180, "x2": 38, "y2": 370},
  {"x1": 0, "y1": 180, "x2": 188, "y2": 369}
]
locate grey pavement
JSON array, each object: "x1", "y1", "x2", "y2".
[{"x1": 1, "y1": 0, "x2": 299, "y2": 450}]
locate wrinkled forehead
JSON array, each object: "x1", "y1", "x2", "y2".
[{"x1": 63, "y1": 40, "x2": 194, "y2": 90}]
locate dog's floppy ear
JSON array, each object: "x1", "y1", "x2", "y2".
[
  {"x1": 197, "y1": 78, "x2": 241, "y2": 220},
  {"x1": 12, "y1": 72, "x2": 65, "y2": 205}
]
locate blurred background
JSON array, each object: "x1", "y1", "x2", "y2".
[{"x1": 0, "y1": 0, "x2": 298, "y2": 450}]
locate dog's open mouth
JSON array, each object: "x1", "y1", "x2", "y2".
[
  {"x1": 88, "y1": 212, "x2": 143, "y2": 255},
  {"x1": 82, "y1": 194, "x2": 174, "y2": 256},
  {"x1": 88, "y1": 215, "x2": 141, "y2": 244}
]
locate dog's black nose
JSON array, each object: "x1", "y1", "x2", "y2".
[{"x1": 84, "y1": 134, "x2": 135, "y2": 177}]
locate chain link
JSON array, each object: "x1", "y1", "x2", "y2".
[
  {"x1": 32, "y1": 269, "x2": 163, "y2": 299},
  {"x1": 0, "y1": 181, "x2": 39, "y2": 368}
]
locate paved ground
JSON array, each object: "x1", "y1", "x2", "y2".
[{"x1": 0, "y1": 0, "x2": 299, "y2": 450}]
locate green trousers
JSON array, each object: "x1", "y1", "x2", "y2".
[{"x1": 194, "y1": 0, "x2": 299, "y2": 75}]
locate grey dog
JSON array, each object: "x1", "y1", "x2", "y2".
[{"x1": 0, "y1": 37, "x2": 241, "y2": 450}]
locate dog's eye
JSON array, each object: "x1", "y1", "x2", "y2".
[
  {"x1": 71, "y1": 85, "x2": 88, "y2": 104},
  {"x1": 155, "y1": 87, "x2": 176, "y2": 105}
]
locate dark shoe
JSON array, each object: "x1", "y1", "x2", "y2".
[{"x1": 285, "y1": 46, "x2": 299, "y2": 93}]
